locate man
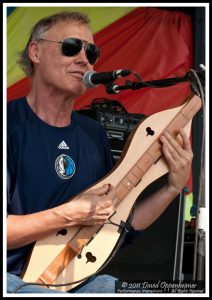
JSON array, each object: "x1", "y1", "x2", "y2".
[{"x1": 7, "y1": 11, "x2": 193, "y2": 294}]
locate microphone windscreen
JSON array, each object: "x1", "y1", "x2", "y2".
[{"x1": 83, "y1": 71, "x2": 97, "y2": 88}]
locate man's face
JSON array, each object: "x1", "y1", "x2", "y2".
[{"x1": 32, "y1": 21, "x2": 95, "y2": 96}]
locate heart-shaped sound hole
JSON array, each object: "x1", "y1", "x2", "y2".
[
  {"x1": 86, "y1": 252, "x2": 96, "y2": 263},
  {"x1": 56, "y1": 228, "x2": 67, "y2": 236},
  {"x1": 146, "y1": 127, "x2": 155, "y2": 136}
]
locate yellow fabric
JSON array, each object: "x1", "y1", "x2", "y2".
[
  {"x1": 184, "y1": 193, "x2": 193, "y2": 221},
  {"x1": 7, "y1": 6, "x2": 136, "y2": 87}
]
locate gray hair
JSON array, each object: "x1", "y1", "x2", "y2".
[{"x1": 17, "y1": 11, "x2": 90, "y2": 77}]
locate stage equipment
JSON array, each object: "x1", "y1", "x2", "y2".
[{"x1": 77, "y1": 98, "x2": 147, "y2": 161}]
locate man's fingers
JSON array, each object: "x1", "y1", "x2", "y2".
[
  {"x1": 88, "y1": 184, "x2": 110, "y2": 196},
  {"x1": 178, "y1": 128, "x2": 192, "y2": 151},
  {"x1": 160, "y1": 129, "x2": 192, "y2": 160}
]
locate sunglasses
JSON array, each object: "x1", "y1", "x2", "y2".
[{"x1": 37, "y1": 37, "x2": 100, "y2": 65}]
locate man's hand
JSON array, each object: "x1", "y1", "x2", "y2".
[
  {"x1": 57, "y1": 184, "x2": 118, "y2": 226},
  {"x1": 160, "y1": 128, "x2": 193, "y2": 195},
  {"x1": 131, "y1": 128, "x2": 193, "y2": 231},
  {"x1": 7, "y1": 185, "x2": 118, "y2": 249}
]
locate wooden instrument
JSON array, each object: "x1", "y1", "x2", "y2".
[{"x1": 22, "y1": 94, "x2": 202, "y2": 291}]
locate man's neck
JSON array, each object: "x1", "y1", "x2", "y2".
[{"x1": 27, "y1": 92, "x2": 75, "y2": 127}]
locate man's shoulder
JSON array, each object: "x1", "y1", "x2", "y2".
[
  {"x1": 7, "y1": 97, "x2": 25, "y2": 107},
  {"x1": 7, "y1": 97, "x2": 26, "y2": 117},
  {"x1": 7, "y1": 97, "x2": 29, "y2": 135}
]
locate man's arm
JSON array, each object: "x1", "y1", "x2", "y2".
[
  {"x1": 7, "y1": 184, "x2": 117, "y2": 250},
  {"x1": 7, "y1": 210, "x2": 63, "y2": 250},
  {"x1": 131, "y1": 129, "x2": 193, "y2": 230}
]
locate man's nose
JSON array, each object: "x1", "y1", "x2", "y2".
[{"x1": 74, "y1": 47, "x2": 89, "y2": 64}]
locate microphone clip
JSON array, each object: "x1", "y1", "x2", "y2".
[{"x1": 105, "y1": 83, "x2": 120, "y2": 94}]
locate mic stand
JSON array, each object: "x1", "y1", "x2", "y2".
[{"x1": 105, "y1": 71, "x2": 202, "y2": 95}]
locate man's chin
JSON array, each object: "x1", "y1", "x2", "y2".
[
  {"x1": 72, "y1": 85, "x2": 86, "y2": 97},
  {"x1": 63, "y1": 83, "x2": 86, "y2": 97}
]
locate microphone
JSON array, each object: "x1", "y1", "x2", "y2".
[{"x1": 83, "y1": 69, "x2": 132, "y2": 88}]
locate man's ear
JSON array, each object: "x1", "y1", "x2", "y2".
[{"x1": 28, "y1": 41, "x2": 40, "y2": 63}]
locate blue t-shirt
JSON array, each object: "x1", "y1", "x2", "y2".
[
  {"x1": 7, "y1": 97, "x2": 114, "y2": 275},
  {"x1": 7, "y1": 97, "x2": 141, "y2": 276}
]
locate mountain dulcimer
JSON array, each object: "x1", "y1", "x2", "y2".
[{"x1": 22, "y1": 94, "x2": 202, "y2": 291}]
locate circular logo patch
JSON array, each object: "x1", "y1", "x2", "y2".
[{"x1": 55, "y1": 154, "x2": 76, "y2": 179}]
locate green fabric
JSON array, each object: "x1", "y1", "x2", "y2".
[{"x1": 184, "y1": 193, "x2": 193, "y2": 221}]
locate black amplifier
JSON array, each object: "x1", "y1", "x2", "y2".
[
  {"x1": 97, "y1": 111, "x2": 146, "y2": 160},
  {"x1": 77, "y1": 99, "x2": 147, "y2": 161}
]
